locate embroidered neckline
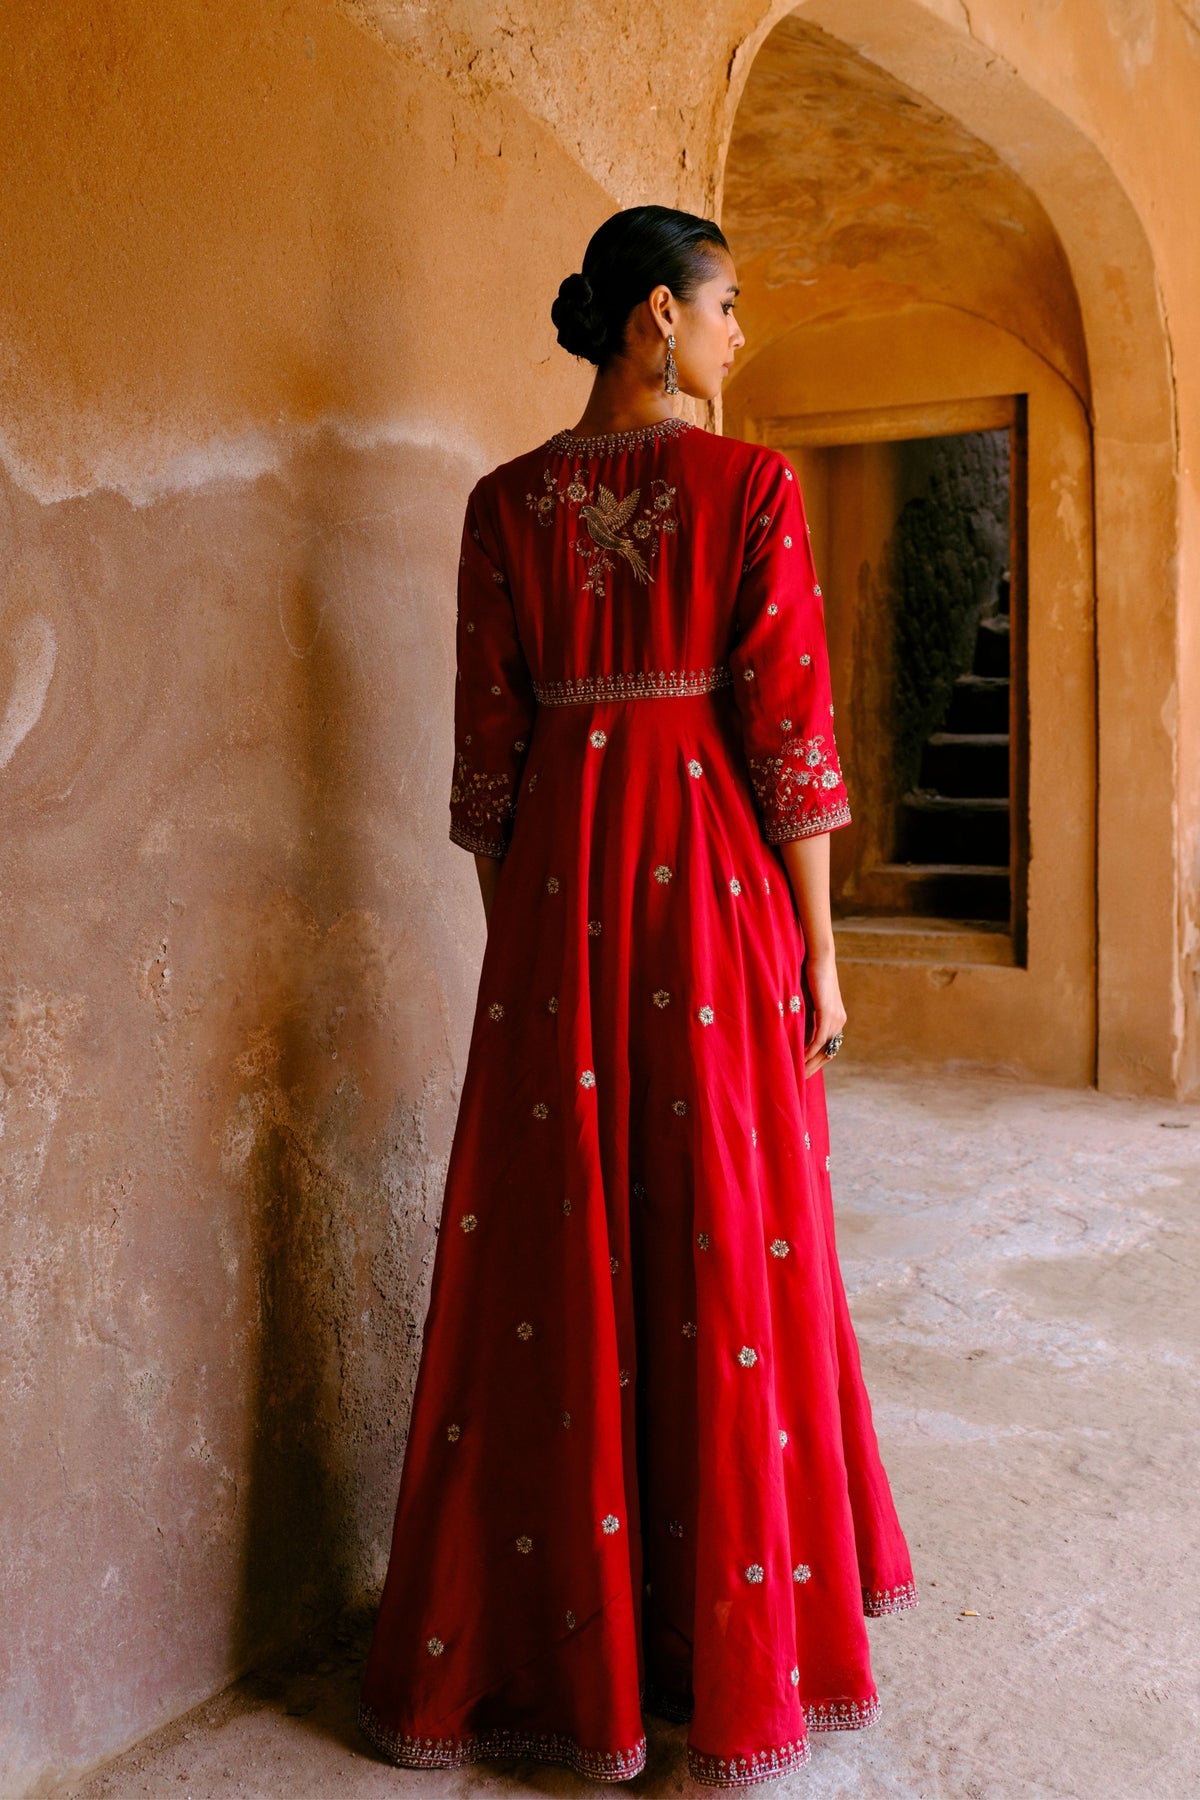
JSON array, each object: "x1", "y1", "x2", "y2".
[{"x1": 544, "y1": 417, "x2": 695, "y2": 455}]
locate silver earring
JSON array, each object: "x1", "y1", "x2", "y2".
[{"x1": 664, "y1": 334, "x2": 678, "y2": 396}]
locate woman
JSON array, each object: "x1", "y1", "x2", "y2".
[{"x1": 359, "y1": 205, "x2": 916, "y2": 1788}]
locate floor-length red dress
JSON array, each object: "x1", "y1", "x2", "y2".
[{"x1": 359, "y1": 415, "x2": 916, "y2": 1787}]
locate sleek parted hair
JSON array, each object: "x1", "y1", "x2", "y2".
[{"x1": 551, "y1": 205, "x2": 729, "y2": 366}]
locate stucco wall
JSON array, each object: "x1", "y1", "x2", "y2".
[{"x1": 2, "y1": 0, "x2": 1197, "y2": 1792}]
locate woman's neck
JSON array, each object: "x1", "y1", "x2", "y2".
[{"x1": 570, "y1": 362, "x2": 677, "y2": 439}]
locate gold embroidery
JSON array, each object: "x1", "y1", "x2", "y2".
[
  {"x1": 525, "y1": 467, "x2": 679, "y2": 598},
  {"x1": 460, "y1": 1214, "x2": 478, "y2": 1232},
  {"x1": 653, "y1": 863, "x2": 673, "y2": 883},
  {"x1": 516, "y1": 1535, "x2": 533, "y2": 1554},
  {"x1": 737, "y1": 1346, "x2": 758, "y2": 1367},
  {"x1": 600, "y1": 1513, "x2": 621, "y2": 1534},
  {"x1": 359, "y1": 1703, "x2": 648, "y2": 1780},
  {"x1": 544, "y1": 417, "x2": 693, "y2": 455},
  {"x1": 745, "y1": 1564, "x2": 765, "y2": 1583},
  {"x1": 653, "y1": 989, "x2": 671, "y2": 1008},
  {"x1": 488, "y1": 1002, "x2": 504, "y2": 1020},
  {"x1": 517, "y1": 1321, "x2": 534, "y2": 1339},
  {"x1": 769, "y1": 1239, "x2": 789, "y2": 1258},
  {"x1": 794, "y1": 1563, "x2": 811, "y2": 1583},
  {"x1": 532, "y1": 666, "x2": 731, "y2": 705},
  {"x1": 698, "y1": 1005, "x2": 715, "y2": 1025},
  {"x1": 446, "y1": 1423, "x2": 461, "y2": 1442},
  {"x1": 426, "y1": 1636, "x2": 445, "y2": 1656}
]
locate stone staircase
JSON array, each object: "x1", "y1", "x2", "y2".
[{"x1": 856, "y1": 584, "x2": 1012, "y2": 924}]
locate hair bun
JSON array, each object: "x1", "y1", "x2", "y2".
[{"x1": 551, "y1": 270, "x2": 608, "y2": 364}]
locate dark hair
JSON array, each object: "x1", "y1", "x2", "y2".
[{"x1": 551, "y1": 205, "x2": 729, "y2": 366}]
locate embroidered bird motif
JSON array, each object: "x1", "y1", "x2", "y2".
[{"x1": 581, "y1": 485, "x2": 651, "y2": 583}]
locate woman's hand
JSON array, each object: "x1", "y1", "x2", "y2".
[
  {"x1": 802, "y1": 948, "x2": 847, "y2": 1081},
  {"x1": 777, "y1": 832, "x2": 848, "y2": 1078}
]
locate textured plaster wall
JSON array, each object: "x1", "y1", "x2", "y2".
[
  {"x1": 0, "y1": 3, "x2": 607, "y2": 1793},
  {"x1": 2, "y1": 0, "x2": 1198, "y2": 1793}
]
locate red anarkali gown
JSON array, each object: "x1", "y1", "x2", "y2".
[{"x1": 359, "y1": 415, "x2": 916, "y2": 1787}]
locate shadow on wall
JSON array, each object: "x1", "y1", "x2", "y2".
[{"x1": 221, "y1": 416, "x2": 478, "y2": 1673}]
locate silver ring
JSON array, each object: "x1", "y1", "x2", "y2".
[{"x1": 822, "y1": 1031, "x2": 844, "y2": 1058}]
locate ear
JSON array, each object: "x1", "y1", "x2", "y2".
[{"x1": 647, "y1": 283, "x2": 678, "y2": 340}]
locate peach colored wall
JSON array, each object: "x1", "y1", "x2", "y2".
[
  {"x1": 0, "y1": 3, "x2": 608, "y2": 1792},
  {"x1": 727, "y1": 308, "x2": 1096, "y2": 1085},
  {"x1": 2, "y1": 0, "x2": 1197, "y2": 1792}
]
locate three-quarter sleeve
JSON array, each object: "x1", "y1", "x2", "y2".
[
  {"x1": 448, "y1": 480, "x2": 536, "y2": 858},
  {"x1": 728, "y1": 450, "x2": 852, "y2": 844}
]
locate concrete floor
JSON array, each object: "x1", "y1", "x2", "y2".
[{"x1": 60, "y1": 1068, "x2": 1200, "y2": 1800}]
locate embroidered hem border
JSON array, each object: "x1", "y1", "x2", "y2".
[
  {"x1": 449, "y1": 819, "x2": 508, "y2": 858},
  {"x1": 358, "y1": 1700, "x2": 648, "y2": 1783},
  {"x1": 644, "y1": 1684, "x2": 882, "y2": 1737},
  {"x1": 864, "y1": 1579, "x2": 919, "y2": 1616},
  {"x1": 688, "y1": 1737, "x2": 812, "y2": 1788},
  {"x1": 532, "y1": 665, "x2": 733, "y2": 706}
]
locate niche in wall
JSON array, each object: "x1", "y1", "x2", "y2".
[{"x1": 775, "y1": 395, "x2": 1028, "y2": 967}]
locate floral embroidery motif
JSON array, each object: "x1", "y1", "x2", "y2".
[
  {"x1": 751, "y1": 1127, "x2": 758, "y2": 1146},
  {"x1": 789, "y1": 995, "x2": 802, "y2": 1013},
  {"x1": 526, "y1": 467, "x2": 680, "y2": 598},
  {"x1": 779, "y1": 1429, "x2": 788, "y2": 1446},
  {"x1": 682, "y1": 1320, "x2": 697, "y2": 1338},
  {"x1": 488, "y1": 1002, "x2": 505, "y2": 1020},
  {"x1": 672, "y1": 1099, "x2": 688, "y2": 1117},
  {"x1": 669, "y1": 1520, "x2": 684, "y2": 1538},
  {"x1": 790, "y1": 1667, "x2": 800, "y2": 1686},
  {"x1": 532, "y1": 1102, "x2": 549, "y2": 1120},
  {"x1": 548, "y1": 995, "x2": 559, "y2": 1013},
  {"x1": 533, "y1": 665, "x2": 731, "y2": 705},
  {"x1": 653, "y1": 989, "x2": 671, "y2": 1008},
  {"x1": 767, "y1": 603, "x2": 778, "y2": 616},
  {"x1": 517, "y1": 1321, "x2": 534, "y2": 1339},
  {"x1": 745, "y1": 1564, "x2": 765, "y2": 1583},
  {"x1": 654, "y1": 863, "x2": 673, "y2": 883},
  {"x1": 546, "y1": 875, "x2": 560, "y2": 894},
  {"x1": 426, "y1": 1637, "x2": 445, "y2": 1657},
  {"x1": 737, "y1": 1346, "x2": 758, "y2": 1368},
  {"x1": 687, "y1": 759, "x2": 703, "y2": 778},
  {"x1": 610, "y1": 1255, "x2": 619, "y2": 1274},
  {"x1": 794, "y1": 1564, "x2": 812, "y2": 1583},
  {"x1": 697, "y1": 1231, "x2": 711, "y2": 1250},
  {"x1": 446, "y1": 1423, "x2": 461, "y2": 1442},
  {"x1": 589, "y1": 728, "x2": 607, "y2": 748},
  {"x1": 580, "y1": 1069, "x2": 596, "y2": 1088},
  {"x1": 601, "y1": 1513, "x2": 621, "y2": 1534},
  {"x1": 562, "y1": 1197, "x2": 572, "y2": 1214},
  {"x1": 825, "y1": 1153, "x2": 832, "y2": 1170},
  {"x1": 562, "y1": 1410, "x2": 571, "y2": 1426},
  {"x1": 516, "y1": 1535, "x2": 533, "y2": 1554},
  {"x1": 698, "y1": 1005, "x2": 715, "y2": 1025},
  {"x1": 619, "y1": 1368, "x2": 631, "y2": 1387},
  {"x1": 565, "y1": 1610, "x2": 576, "y2": 1628},
  {"x1": 804, "y1": 1131, "x2": 811, "y2": 1149},
  {"x1": 758, "y1": 513, "x2": 772, "y2": 527},
  {"x1": 730, "y1": 877, "x2": 742, "y2": 895},
  {"x1": 588, "y1": 919, "x2": 602, "y2": 936},
  {"x1": 769, "y1": 1238, "x2": 789, "y2": 1258},
  {"x1": 783, "y1": 535, "x2": 793, "y2": 548},
  {"x1": 460, "y1": 1214, "x2": 478, "y2": 1232}
]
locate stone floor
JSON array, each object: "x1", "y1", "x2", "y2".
[{"x1": 61, "y1": 1068, "x2": 1200, "y2": 1800}]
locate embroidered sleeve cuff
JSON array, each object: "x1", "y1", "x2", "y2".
[
  {"x1": 764, "y1": 799, "x2": 853, "y2": 843},
  {"x1": 449, "y1": 818, "x2": 508, "y2": 858}
]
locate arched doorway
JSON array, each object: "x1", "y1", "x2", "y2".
[{"x1": 718, "y1": 0, "x2": 1177, "y2": 1094}]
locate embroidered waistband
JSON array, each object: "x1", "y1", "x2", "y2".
[{"x1": 532, "y1": 666, "x2": 732, "y2": 706}]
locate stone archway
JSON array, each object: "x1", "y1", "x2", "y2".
[{"x1": 717, "y1": 0, "x2": 1178, "y2": 1096}]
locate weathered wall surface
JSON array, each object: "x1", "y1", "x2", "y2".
[
  {"x1": 2, "y1": 0, "x2": 1198, "y2": 1793},
  {"x1": 0, "y1": 3, "x2": 610, "y2": 1792}
]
